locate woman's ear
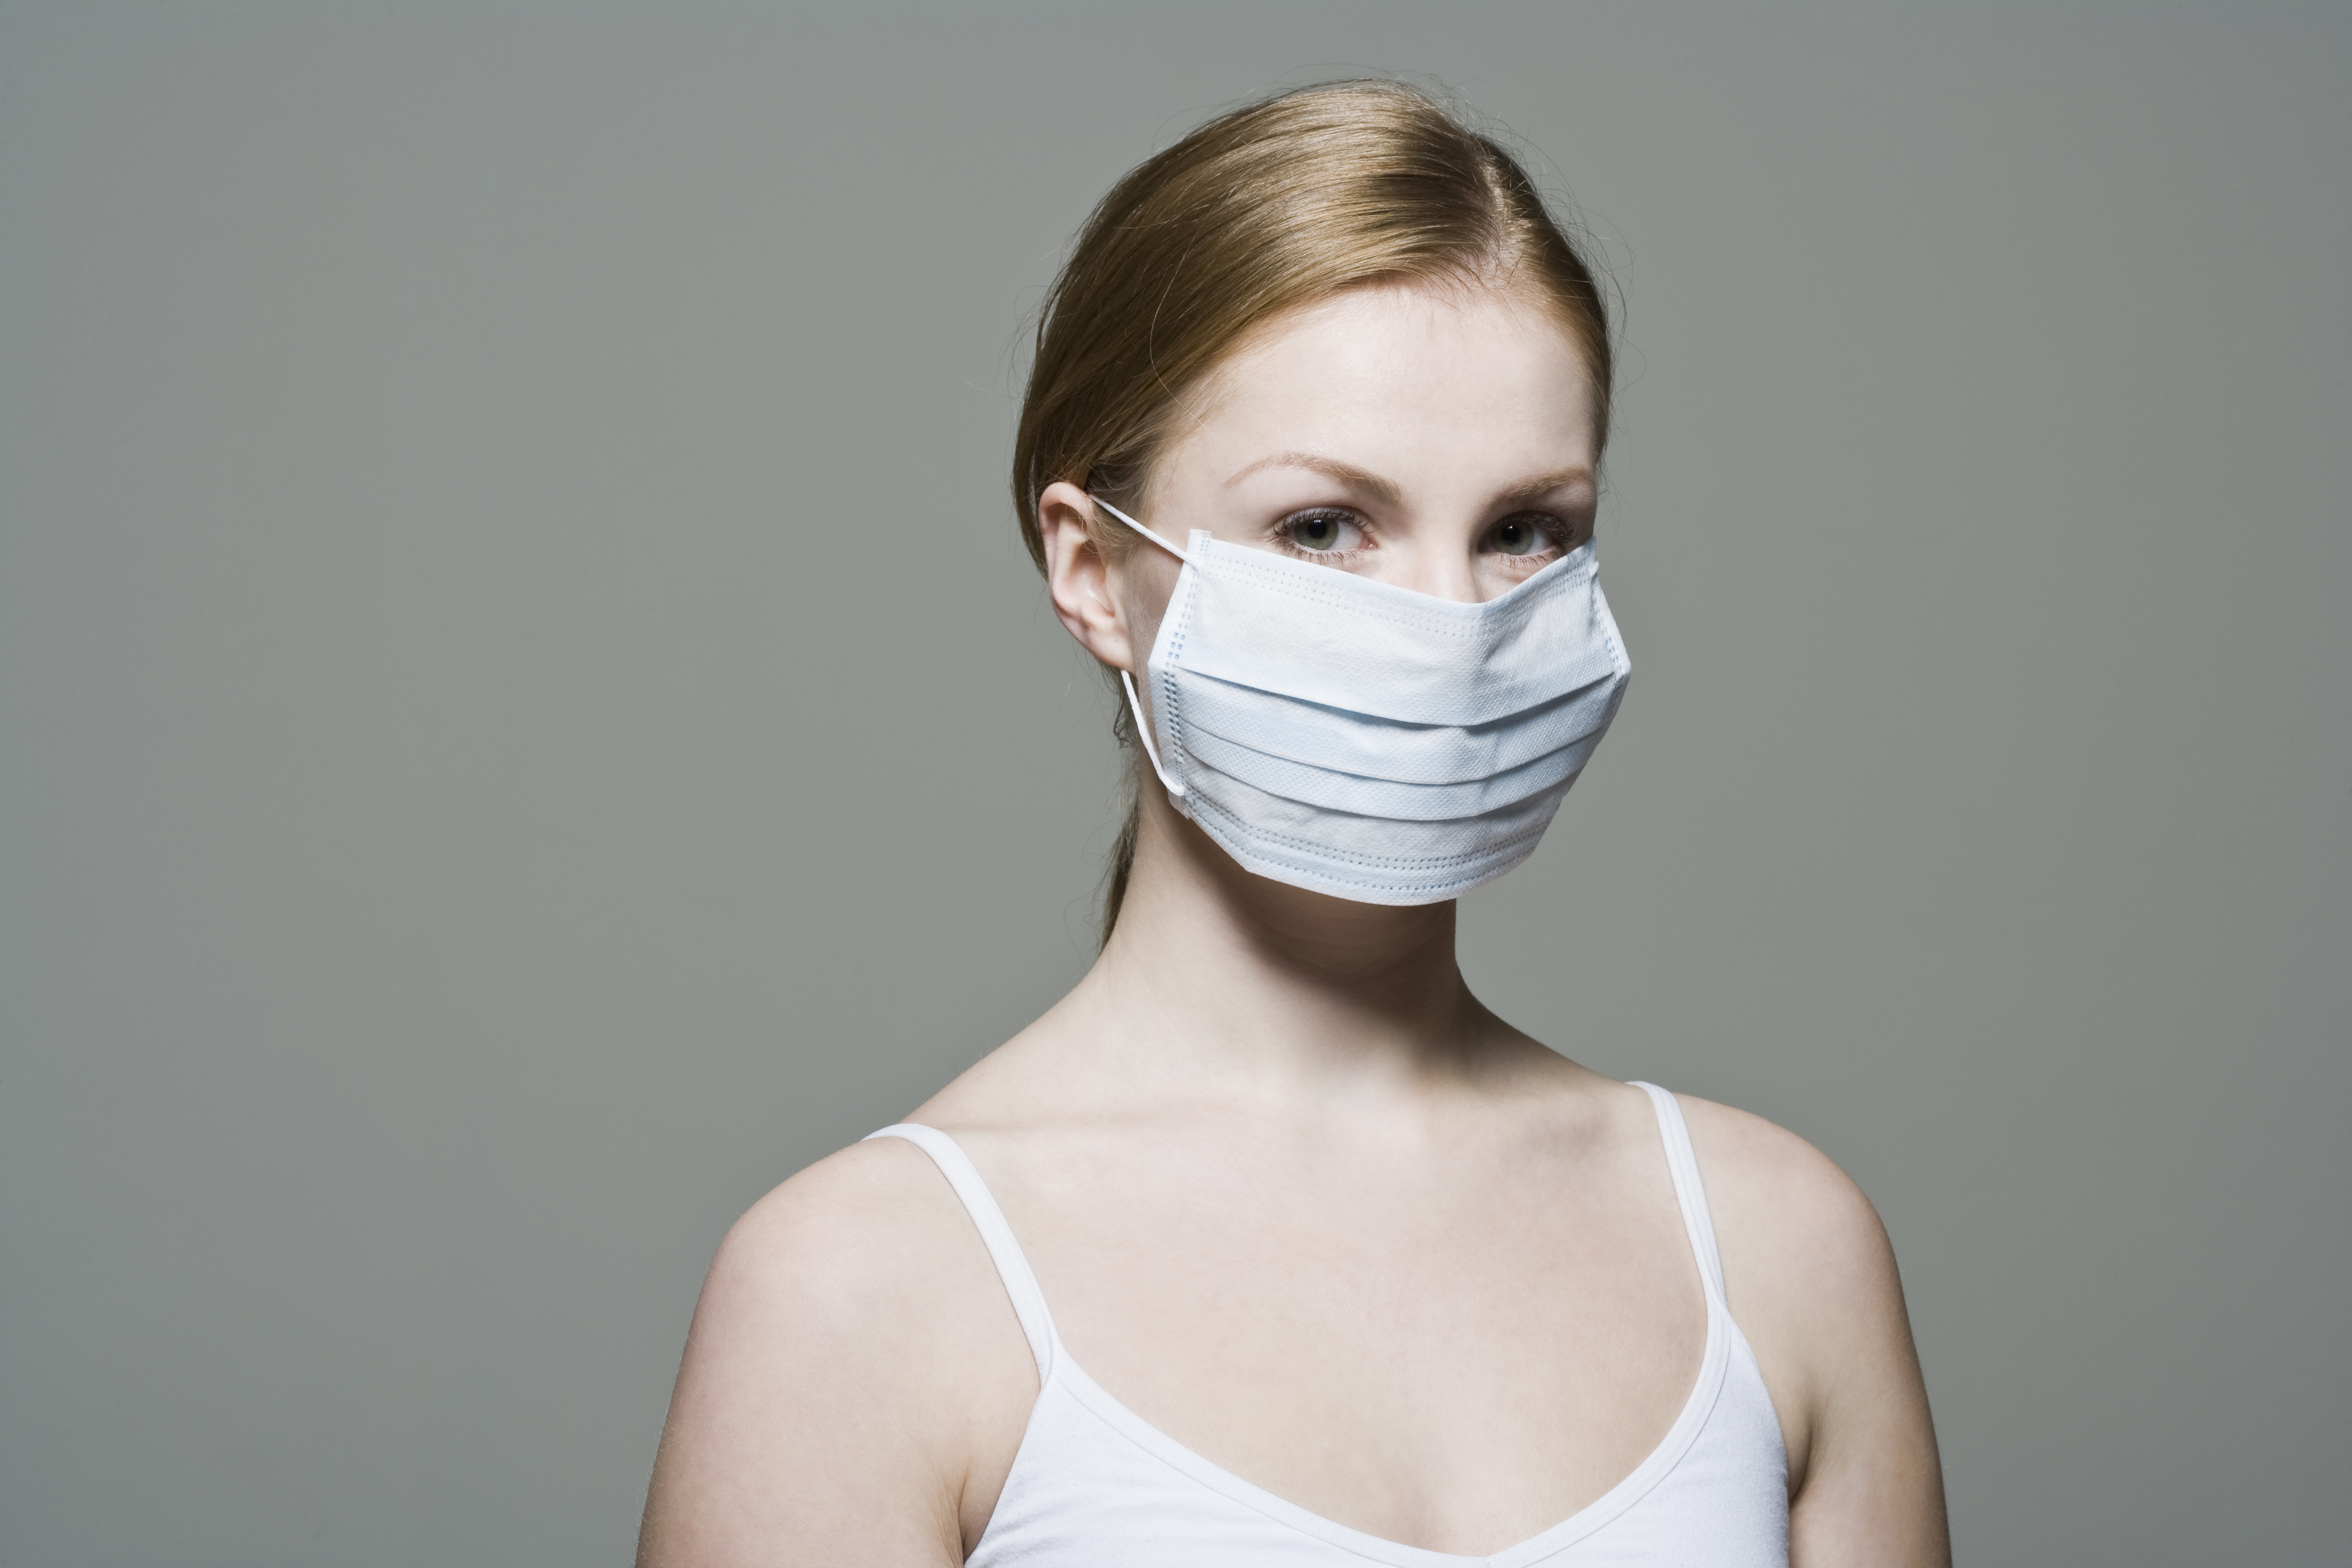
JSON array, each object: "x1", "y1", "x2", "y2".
[{"x1": 1038, "y1": 481, "x2": 1138, "y2": 672}]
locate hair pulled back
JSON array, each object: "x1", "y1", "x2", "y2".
[{"x1": 1012, "y1": 81, "x2": 1613, "y2": 941}]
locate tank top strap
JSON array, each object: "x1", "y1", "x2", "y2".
[
  {"x1": 1628, "y1": 1082, "x2": 1729, "y2": 1308},
  {"x1": 864, "y1": 1123, "x2": 1059, "y2": 1379}
]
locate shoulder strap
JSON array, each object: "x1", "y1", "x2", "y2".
[
  {"x1": 864, "y1": 1124, "x2": 1058, "y2": 1379},
  {"x1": 1628, "y1": 1082, "x2": 1729, "y2": 1308}
]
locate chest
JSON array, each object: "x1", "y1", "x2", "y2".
[{"x1": 994, "y1": 1147, "x2": 1710, "y2": 1554}]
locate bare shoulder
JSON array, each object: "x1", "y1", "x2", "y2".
[
  {"x1": 1671, "y1": 1093, "x2": 1949, "y2": 1568},
  {"x1": 637, "y1": 1138, "x2": 1036, "y2": 1568},
  {"x1": 1669, "y1": 1093, "x2": 1903, "y2": 1411},
  {"x1": 1673, "y1": 1095, "x2": 1896, "y2": 1303},
  {"x1": 706, "y1": 1137, "x2": 986, "y2": 1332}
]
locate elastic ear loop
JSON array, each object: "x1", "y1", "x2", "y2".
[
  {"x1": 1089, "y1": 496, "x2": 1188, "y2": 804},
  {"x1": 1119, "y1": 670, "x2": 1182, "y2": 801}
]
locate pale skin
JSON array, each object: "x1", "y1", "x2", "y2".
[{"x1": 638, "y1": 282, "x2": 1950, "y2": 1565}]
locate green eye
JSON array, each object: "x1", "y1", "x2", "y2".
[
  {"x1": 1291, "y1": 513, "x2": 1345, "y2": 550},
  {"x1": 1492, "y1": 518, "x2": 1544, "y2": 556}
]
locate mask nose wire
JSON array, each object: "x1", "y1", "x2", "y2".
[{"x1": 1087, "y1": 495, "x2": 1188, "y2": 802}]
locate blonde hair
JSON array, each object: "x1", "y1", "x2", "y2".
[{"x1": 1012, "y1": 81, "x2": 1614, "y2": 941}]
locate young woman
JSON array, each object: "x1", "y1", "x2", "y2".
[{"x1": 638, "y1": 82, "x2": 1948, "y2": 1568}]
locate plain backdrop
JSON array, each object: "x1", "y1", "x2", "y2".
[{"x1": 1, "y1": 4, "x2": 2345, "y2": 1565}]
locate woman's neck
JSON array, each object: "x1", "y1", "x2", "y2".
[{"x1": 1051, "y1": 793, "x2": 1524, "y2": 1110}]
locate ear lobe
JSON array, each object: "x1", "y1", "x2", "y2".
[{"x1": 1038, "y1": 481, "x2": 1136, "y2": 672}]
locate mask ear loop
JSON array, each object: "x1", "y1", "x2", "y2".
[
  {"x1": 1088, "y1": 495, "x2": 1188, "y2": 805},
  {"x1": 1119, "y1": 670, "x2": 1183, "y2": 802},
  {"x1": 1090, "y1": 495, "x2": 1187, "y2": 562}
]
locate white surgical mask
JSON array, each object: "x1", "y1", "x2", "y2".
[{"x1": 1095, "y1": 496, "x2": 1631, "y2": 905}]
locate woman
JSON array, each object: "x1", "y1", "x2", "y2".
[{"x1": 639, "y1": 82, "x2": 1947, "y2": 1567}]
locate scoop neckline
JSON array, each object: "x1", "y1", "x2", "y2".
[{"x1": 1025, "y1": 1289, "x2": 1732, "y2": 1568}]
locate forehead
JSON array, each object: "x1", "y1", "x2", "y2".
[{"x1": 1166, "y1": 283, "x2": 1598, "y2": 475}]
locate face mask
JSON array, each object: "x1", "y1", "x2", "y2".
[{"x1": 1093, "y1": 497, "x2": 1631, "y2": 905}]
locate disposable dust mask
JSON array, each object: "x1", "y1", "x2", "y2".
[{"x1": 1094, "y1": 497, "x2": 1630, "y2": 905}]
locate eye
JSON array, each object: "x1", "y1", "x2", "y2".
[
  {"x1": 1486, "y1": 514, "x2": 1556, "y2": 557},
  {"x1": 1278, "y1": 509, "x2": 1365, "y2": 553}
]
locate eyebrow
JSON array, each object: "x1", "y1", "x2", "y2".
[
  {"x1": 1225, "y1": 451, "x2": 1402, "y2": 504},
  {"x1": 1224, "y1": 451, "x2": 1595, "y2": 507},
  {"x1": 1496, "y1": 467, "x2": 1598, "y2": 504}
]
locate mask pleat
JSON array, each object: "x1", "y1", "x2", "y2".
[{"x1": 1107, "y1": 498, "x2": 1633, "y2": 906}]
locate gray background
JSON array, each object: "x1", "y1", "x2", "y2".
[{"x1": 2, "y1": 4, "x2": 2344, "y2": 1564}]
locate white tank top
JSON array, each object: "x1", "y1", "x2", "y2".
[{"x1": 866, "y1": 1082, "x2": 1790, "y2": 1567}]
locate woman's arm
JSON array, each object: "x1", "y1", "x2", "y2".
[
  {"x1": 636, "y1": 1140, "x2": 1035, "y2": 1568},
  {"x1": 1683, "y1": 1097, "x2": 1952, "y2": 1568}
]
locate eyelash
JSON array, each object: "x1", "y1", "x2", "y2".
[
  {"x1": 1273, "y1": 509, "x2": 1577, "y2": 565},
  {"x1": 1273, "y1": 508, "x2": 1371, "y2": 561},
  {"x1": 1490, "y1": 513, "x2": 1577, "y2": 566}
]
